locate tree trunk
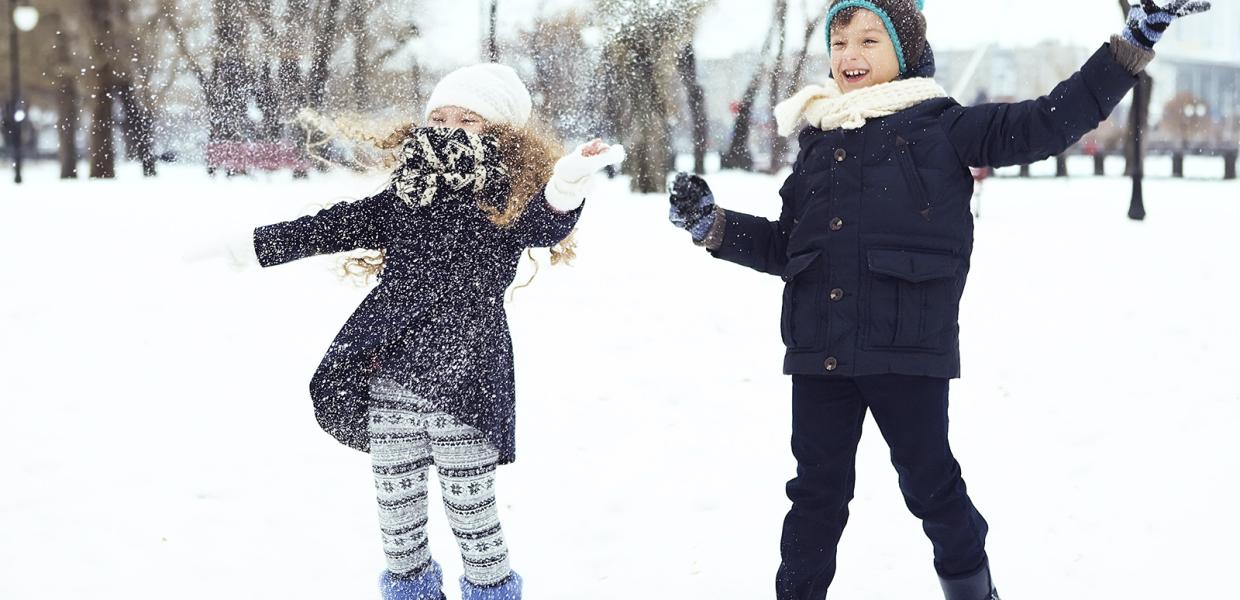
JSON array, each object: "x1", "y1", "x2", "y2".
[
  {"x1": 307, "y1": 0, "x2": 343, "y2": 109},
  {"x1": 119, "y1": 84, "x2": 157, "y2": 176},
  {"x1": 348, "y1": 0, "x2": 372, "y2": 109},
  {"x1": 255, "y1": 63, "x2": 280, "y2": 141},
  {"x1": 789, "y1": 7, "x2": 828, "y2": 93},
  {"x1": 282, "y1": 0, "x2": 312, "y2": 177},
  {"x1": 767, "y1": 0, "x2": 789, "y2": 173},
  {"x1": 210, "y1": 0, "x2": 249, "y2": 146},
  {"x1": 676, "y1": 44, "x2": 708, "y2": 175},
  {"x1": 85, "y1": 0, "x2": 117, "y2": 179},
  {"x1": 487, "y1": 0, "x2": 499, "y2": 62},
  {"x1": 271, "y1": 0, "x2": 308, "y2": 136},
  {"x1": 628, "y1": 49, "x2": 671, "y2": 193},
  {"x1": 208, "y1": 0, "x2": 252, "y2": 175},
  {"x1": 88, "y1": 86, "x2": 116, "y2": 179},
  {"x1": 51, "y1": 14, "x2": 80, "y2": 179},
  {"x1": 721, "y1": 11, "x2": 779, "y2": 171}
]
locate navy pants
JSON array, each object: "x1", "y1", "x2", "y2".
[{"x1": 775, "y1": 374, "x2": 989, "y2": 600}]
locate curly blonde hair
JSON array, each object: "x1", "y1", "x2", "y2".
[{"x1": 305, "y1": 112, "x2": 579, "y2": 288}]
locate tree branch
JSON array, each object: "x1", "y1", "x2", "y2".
[
  {"x1": 373, "y1": 24, "x2": 420, "y2": 65},
  {"x1": 158, "y1": 1, "x2": 209, "y2": 88}
]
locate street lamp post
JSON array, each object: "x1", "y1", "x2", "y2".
[{"x1": 8, "y1": 0, "x2": 38, "y2": 185}]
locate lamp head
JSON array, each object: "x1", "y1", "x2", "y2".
[{"x1": 13, "y1": 5, "x2": 39, "y2": 32}]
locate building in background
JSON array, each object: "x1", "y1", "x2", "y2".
[
  {"x1": 694, "y1": 28, "x2": 1240, "y2": 163},
  {"x1": 1145, "y1": 3, "x2": 1240, "y2": 145}
]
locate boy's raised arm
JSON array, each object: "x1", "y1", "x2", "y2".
[
  {"x1": 940, "y1": 0, "x2": 1210, "y2": 170},
  {"x1": 938, "y1": 37, "x2": 1150, "y2": 170}
]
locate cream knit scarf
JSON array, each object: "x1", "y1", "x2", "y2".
[{"x1": 774, "y1": 77, "x2": 948, "y2": 136}]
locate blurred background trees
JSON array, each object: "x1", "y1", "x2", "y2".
[{"x1": 1, "y1": 0, "x2": 1236, "y2": 185}]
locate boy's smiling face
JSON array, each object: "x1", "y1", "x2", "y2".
[{"x1": 829, "y1": 8, "x2": 902, "y2": 93}]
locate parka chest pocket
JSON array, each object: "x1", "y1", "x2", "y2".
[
  {"x1": 863, "y1": 248, "x2": 960, "y2": 352},
  {"x1": 895, "y1": 136, "x2": 932, "y2": 221},
  {"x1": 780, "y1": 251, "x2": 825, "y2": 350}
]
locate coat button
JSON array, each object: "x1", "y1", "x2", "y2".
[
  {"x1": 830, "y1": 217, "x2": 844, "y2": 231},
  {"x1": 824, "y1": 357, "x2": 839, "y2": 371},
  {"x1": 834, "y1": 149, "x2": 847, "y2": 162},
  {"x1": 829, "y1": 288, "x2": 844, "y2": 301}
]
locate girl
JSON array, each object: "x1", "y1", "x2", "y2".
[
  {"x1": 219, "y1": 63, "x2": 624, "y2": 600},
  {"x1": 667, "y1": 1, "x2": 1209, "y2": 599}
]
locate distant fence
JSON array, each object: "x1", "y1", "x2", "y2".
[{"x1": 1010, "y1": 144, "x2": 1238, "y2": 180}]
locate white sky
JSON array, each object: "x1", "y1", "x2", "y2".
[{"x1": 415, "y1": 0, "x2": 1125, "y2": 66}]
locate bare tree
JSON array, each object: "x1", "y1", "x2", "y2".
[
  {"x1": 160, "y1": 0, "x2": 323, "y2": 172},
  {"x1": 307, "y1": 0, "x2": 345, "y2": 109},
  {"x1": 48, "y1": 11, "x2": 81, "y2": 179},
  {"x1": 598, "y1": 0, "x2": 707, "y2": 193},
  {"x1": 487, "y1": 0, "x2": 499, "y2": 62},
  {"x1": 522, "y1": 10, "x2": 596, "y2": 139},
  {"x1": 789, "y1": 3, "x2": 829, "y2": 93},
  {"x1": 347, "y1": 0, "x2": 374, "y2": 109},
  {"x1": 765, "y1": 1, "x2": 829, "y2": 171},
  {"x1": 676, "y1": 44, "x2": 708, "y2": 175},
  {"x1": 765, "y1": 0, "x2": 789, "y2": 173},
  {"x1": 113, "y1": 0, "x2": 159, "y2": 176},
  {"x1": 84, "y1": 0, "x2": 119, "y2": 178},
  {"x1": 721, "y1": 8, "x2": 780, "y2": 171},
  {"x1": 212, "y1": 0, "x2": 251, "y2": 146}
]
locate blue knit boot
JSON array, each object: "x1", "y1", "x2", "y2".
[
  {"x1": 380, "y1": 562, "x2": 447, "y2": 600},
  {"x1": 460, "y1": 572, "x2": 522, "y2": 600}
]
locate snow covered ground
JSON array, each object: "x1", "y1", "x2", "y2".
[{"x1": 2, "y1": 159, "x2": 1238, "y2": 599}]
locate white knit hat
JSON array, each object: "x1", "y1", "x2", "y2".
[{"x1": 423, "y1": 63, "x2": 533, "y2": 128}]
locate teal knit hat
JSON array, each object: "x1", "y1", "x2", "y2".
[{"x1": 825, "y1": 0, "x2": 928, "y2": 75}]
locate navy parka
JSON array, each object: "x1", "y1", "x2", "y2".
[
  {"x1": 712, "y1": 43, "x2": 1140, "y2": 379},
  {"x1": 254, "y1": 186, "x2": 580, "y2": 464}
]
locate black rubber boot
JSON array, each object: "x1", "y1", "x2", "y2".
[{"x1": 939, "y1": 560, "x2": 1000, "y2": 600}]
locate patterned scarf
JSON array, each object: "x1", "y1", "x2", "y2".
[
  {"x1": 773, "y1": 77, "x2": 947, "y2": 136},
  {"x1": 390, "y1": 127, "x2": 508, "y2": 208}
]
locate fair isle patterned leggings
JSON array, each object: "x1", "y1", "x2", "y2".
[{"x1": 368, "y1": 377, "x2": 512, "y2": 586}]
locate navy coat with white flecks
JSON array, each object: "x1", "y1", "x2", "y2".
[
  {"x1": 254, "y1": 186, "x2": 580, "y2": 464},
  {"x1": 712, "y1": 43, "x2": 1140, "y2": 379}
]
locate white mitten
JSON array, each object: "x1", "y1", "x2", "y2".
[
  {"x1": 545, "y1": 143, "x2": 627, "y2": 212},
  {"x1": 183, "y1": 229, "x2": 260, "y2": 270}
]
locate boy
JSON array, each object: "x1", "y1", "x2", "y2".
[{"x1": 667, "y1": 1, "x2": 1210, "y2": 599}]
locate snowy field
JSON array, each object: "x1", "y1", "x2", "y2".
[{"x1": 2, "y1": 158, "x2": 1238, "y2": 599}]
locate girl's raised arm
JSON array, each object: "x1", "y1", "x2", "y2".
[
  {"x1": 511, "y1": 141, "x2": 625, "y2": 248},
  {"x1": 254, "y1": 188, "x2": 395, "y2": 268}
]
